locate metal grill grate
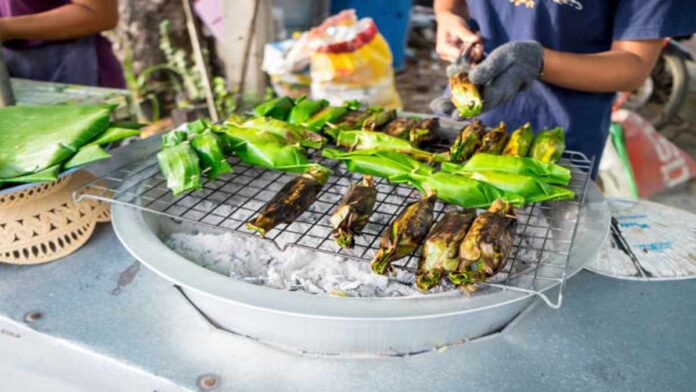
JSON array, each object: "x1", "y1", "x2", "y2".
[{"x1": 75, "y1": 148, "x2": 593, "y2": 308}]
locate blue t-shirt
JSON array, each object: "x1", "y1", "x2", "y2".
[{"x1": 467, "y1": 0, "x2": 696, "y2": 166}]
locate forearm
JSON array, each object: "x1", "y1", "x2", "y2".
[
  {"x1": 434, "y1": 0, "x2": 470, "y2": 19},
  {"x1": 0, "y1": 0, "x2": 118, "y2": 41},
  {"x1": 541, "y1": 40, "x2": 662, "y2": 92}
]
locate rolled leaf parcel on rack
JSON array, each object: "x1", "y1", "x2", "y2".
[
  {"x1": 530, "y1": 127, "x2": 565, "y2": 163},
  {"x1": 463, "y1": 171, "x2": 575, "y2": 203},
  {"x1": 287, "y1": 97, "x2": 329, "y2": 126},
  {"x1": 442, "y1": 153, "x2": 572, "y2": 186},
  {"x1": 503, "y1": 122, "x2": 533, "y2": 157},
  {"x1": 190, "y1": 130, "x2": 233, "y2": 179},
  {"x1": 156, "y1": 142, "x2": 202, "y2": 196},
  {"x1": 253, "y1": 96, "x2": 295, "y2": 120},
  {"x1": 476, "y1": 122, "x2": 508, "y2": 155},
  {"x1": 450, "y1": 118, "x2": 486, "y2": 162},
  {"x1": 330, "y1": 176, "x2": 378, "y2": 249},
  {"x1": 336, "y1": 131, "x2": 445, "y2": 163},
  {"x1": 241, "y1": 116, "x2": 326, "y2": 149},
  {"x1": 321, "y1": 148, "x2": 433, "y2": 181}
]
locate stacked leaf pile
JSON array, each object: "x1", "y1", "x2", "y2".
[{"x1": 0, "y1": 105, "x2": 139, "y2": 189}]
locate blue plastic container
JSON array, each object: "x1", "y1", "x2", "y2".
[{"x1": 330, "y1": 0, "x2": 412, "y2": 72}]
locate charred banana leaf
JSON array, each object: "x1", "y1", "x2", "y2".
[
  {"x1": 371, "y1": 193, "x2": 436, "y2": 275},
  {"x1": 449, "y1": 200, "x2": 517, "y2": 293},
  {"x1": 410, "y1": 117, "x2": 438, "y2": 146},
  {"x1": 477, "y1": 121, "x2": 508, "y2": 155},
  {"x1": 416, "y1": 210, "x2": 476, "y2": 291},
  {"x1": 330, "y1": 176, "x2": 378, "y2": 248},
  {"x1": 246, "y1": 168, "x2": 330, "y2": 236},
  {"x1": 334, "y1": 110, "x2": 370, "y2": 130},
  {"x1": 449, "y1": 73, "x2": 483, "y2": 118},
  {"x1": 530, "y1": 127, "x2": 565, "y2": 163},
  {"x1": 450, "y1": 119, "x2": 485, "y2": 162},
  {"x1": 362, "y1": 109, "x2": 397, "y2": 131},
  {"x1": 253, "y1": 96, "x2": 295, "y2": 120},
  {"x1": 287, "y1": 97, "x2": 329, "y2": 126},
  {"x1": 503, "y1": 123, "x2": 534, "y2": 157},
  {"x1": 382, "y1": 118, "x2": 418, "y2": 140}
]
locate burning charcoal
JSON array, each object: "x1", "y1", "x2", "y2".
[{"x1": 330, "y1": 176, "x2": 378, "y2": 248}]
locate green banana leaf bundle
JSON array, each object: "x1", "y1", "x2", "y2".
[
  {"x1": 253, "y1": 96, "x2": 295, "y2": 120},
  {"x1": 371, "y1": 193, "x2": 436, "y2": 275},
  {"x1": 449, "y1": 73, "x2": 482, "y2": 118},
  {"x1": 503, "y1": 122, "x2": 533, "y2": 157},
  {"x1": 287, "y1": 97, "x2": 329, "y2": 125},
  {"x1": 332, "y1": 110, "x2": 371, "y2": 130},
  {"x1": 442, "y1": 153, "x2": 571, "y2": 186},
  {"x1": 530, "y1": 127, "x2": 565, "y2": 163},
  {"x1": 157, "y1": 142, "x2": 202, "y2": 196},
  {"x1": 330, "y1": 176, "x2": 378, "y2": 248},
  {"x1": 477, "y1": 122, "x2": 508, "y2": 155},
  {"x1": 362, "y1": 108, "x2": 397, "y2": 131},
  {"x1": 450, "y1": 119, "x2": 485, "y2": 162},
  {"x1": 464, "y1": 171, "x2": 575, "y2": 203},
  {"x1": 190, "y1": 130, "x2": 233, "y2": 179},
  {"x1": 241, "y1": 116, "x2": 325, "y2": 149},
  {"x1": 305, "y1": 105, "x2": 349, "y2": 132},
  {"x1": 321, "y1": 148, "x2": 433, "y2": 180},
  {"x1": 335, "y1": 130, "x2": 445, "y2": 163}
]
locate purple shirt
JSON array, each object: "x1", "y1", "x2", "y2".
[{"x1": 0, "y1": 0, "x2": 125, "y2": 88}]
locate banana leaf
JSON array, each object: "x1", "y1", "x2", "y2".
[
  {"x1": 449, "y1": 73, "x2": 482, "y2": 118},
  {"x1": 287, "y1": 97, "x2": 329, "y2": 125},
  {"x1": 502, "y1": 123, "x2": 533, "y2": 157},
  {"x1": 190, "y1": 130, "x2": 232, "y2": 179},
  {"x1": 86, "y1": 127, "x2": 140, "y2": 146},
  {"x1": 305, "y1": 106, "x2": 349, "y2": 132},
  {"x1": 322, "y1": 148, "x2": 433, "y2": 180},
  {"x1": 225, "y1": 113, "x2": 248, "y2": 127},
  {"x1": 64, "y1": 145, "x2": 111, "y2": 169},
  {"x1": 450, "y1": 119, "x2": 485, "y2": 162},
  {"x1": 0, "y1": 165, "x2": 62, "y2": 184},
  {"x1": 336, "y1": 131, "x2": 445, "y2": 163},
  {"x1": 242, "y1": 117, "x2": 325, "y2": 149},
  {"x1": 464, "y1": 171, "x2": 575, "y2": 203},
  {"x1": 0, "y1": 104, "x2": 114, "y2": 179},
  {"x1": 442, "y1": 153, "x2": 571, "y2": 186},
  {"x1": 410, "y1": 117, "x2": 438, "y2": 146},
  {"x1": 362, "y1": 109, "x2": 397, "y2": 131},
  {"x1": 157, "y1": 143, "x2": 202, "y2": 196},
  {"x1": 161, "y1": 129, "x2": 188, "y2": 148},
  {"x1": 530, "y1": 127, "x2": 565, "y2": 163},
  {"x1": 476, "y1": 122, "x2": 507, "y2": 155},
  {"x1": 253, "y1": 96, "x2": 295, "y2": 120},
  {"x1": 180, "y1": 119, "x2": 212, "y2": 136},
  {"x1": 390, "y1": 171, "x2": 525, "y2": 208}
]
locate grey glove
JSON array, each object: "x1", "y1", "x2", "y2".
[{"x1": 469, "y1": 41, "x2": 544, "y2": 111}]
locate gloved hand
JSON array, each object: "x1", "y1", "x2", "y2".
[{"x1": 469, "y1": 41, "x2": 544, "y2": 111}]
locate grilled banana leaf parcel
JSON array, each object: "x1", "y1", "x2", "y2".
[
  {"x1": 333, "y1": 110, "x2": 371, "y2": 130},
  {"x1": 382, "y1": 118, "x2": 418, "y2": 140},
  {"x1": 530, "y1": 127, "x2": 565, "y2": 163},
  {"x1": 416, "y1": 210, "x2": 476, "y2": 291},
  {"x1": 336, "y1": 131, "x2": 445, "y2": 163},
  {"x1": 449, "y1": 73, "x2": 482, "y2": 118},
  {"x1": 410, "y1": 117, "x2": 438, "y2": 146},
  {"x1": 330, "y1": 176, "x2": 378, "y2": 248},
  {"x1": 157, "y1": 143, "x2": 202, "y2": 196},
  {"x1": 371, "y1": 193, "x2": 436, "y2": 275},
  {"x1": 464, "y1": 171, "x2": 575, "y2": 203},
  {"x1": 442, "y1": 153, "x2": 571, "y2": 186},
  {"x1": 246, "y1": 168, "x2": 329, "y2": 236},
  {"x1": 321, "y1": 148, "x2": 433, "y2": 181},
  {"x1": 449, "y1": 200, "x2": 517, "y2": 292},
  {"x1": 362, "y1": 109, "x2": 397, "y2": 131},
  {"x1": 287, "y1": 97, "x2": 329, "y2": 125},
  {"x1": 477, "y1": 122, "x2": 508, "y2": 155},
  {"x1": 190, "y1": 130, "x2": 233, "y2": 179},
  {"x1": 450, "y1": 119, "x2": 485, "y2": 162},
  {"x1": 242, "y1": 117, "x2": 326, "y2": 149},
  {"x1": 305, "y1": 105, "x2": 349, "y2": 132},
  {"x1": 503, "y1": 122, "x2": 533, "y2": 157},
  {"x1": 253, "y1": 96, "x2": 295, "y2": 120}
]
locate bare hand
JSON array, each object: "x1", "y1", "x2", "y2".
[{"x1": 435, "y1": 11, "x2": 483, "y2": 63}]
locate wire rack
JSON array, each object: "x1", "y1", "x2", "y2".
[{"x1": 75, "y1": 146, "x2": 593, "y2": 308}]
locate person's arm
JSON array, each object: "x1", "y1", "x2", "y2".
[
  {"x1": 0, "y1": 0, "x2": 118, "y2": 42},
  {"x1": 541, "y1": 40, "x2": 663, "y2": 92},
  {"x1": 434, "y1": 0, "x2": 483, "y2": 62}
]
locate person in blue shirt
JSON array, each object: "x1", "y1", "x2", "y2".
[{"x1": 431, "y1": 0, "x2": 695, "y2": 173}]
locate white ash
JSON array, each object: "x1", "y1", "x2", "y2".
[{"x1": 166, "y1": 231, "x2": 425, "y2": 297}]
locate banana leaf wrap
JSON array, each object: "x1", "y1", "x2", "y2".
[
  {"x1": 334, "y1": 110, "x2": 370, "y2": 130},
  {"x1": 449, "y1": 200, "x2": 517, "y2": 292},
  {"x1": 416, "y1": 210, "x2": 476, "y2": 291},
  {"x1": 157, "y1": 143, "x2": 202, "y2": 196},
  {"x1": 0, "y1": 165, "x2": 62, "y2": 184},
  {"x1": 64, "y1": 145, "x2": 111, "y2": 169},
  {"x1": 253, "y1": 96, "x2": 295, "y2": 120},
  {"x1": 330, "y1": 176, "x2": 378, "y2": 248},
  {"x1": 86, "y1": 127, "x2": 140, "y2": 147},
  {"x1": 410, "y1": 117, "x2": 438, "y2": 146},
  {"x1": 442, "y1": 153, "x2": 571, "y2": 186},
  {"x1": 246, "y1": 168, "x2": 329, "y2": 236},
  {"x1": 242, "y1": 117, "x2": 325, "y2": 149},
  {"x1": 305, "y1": 106, "x2": 349, "y2": 132},
  {"x1": 225, "y1": 113, "x2": 248, "y2": 127},
  {"x1": 390, "y1": 171, "x2": 525, "y2": 208},
  {"x1": 371, "y1": 193, "x2": 436, "y2": 275},
  {"x1": 502, "y1": 122, "x2": 533, "y2": 157},
  {"x1": 449, "y1": 73, "x2": 482, "y2": 118},
  {"x1": 450, "y1": 119, "x2": 485, "y2": 162},
  {"x1": 321, "y1": 148, "x2": 433, "y2": 181},
  {"x1": 477, "y1": 122, "x2": 508, "y2": 155},
  {"x1": 287, "y1": 97, "x2": 329, "y2": 125},
  {"x1": 180, "y1": 119, "x2": 212, "y2": 136},
  {"x1": 530, "y1": 127, "x2": 565, "y2": 163},
  {"x1": 362, "y1": 109, "x2": 397, "y2": 131},
  {"x1": 336, "y1": 131, "x2": 445, "y2": 163},
  {"x1": 382, "y1": 118, "x2": 418, "y2": 140},
  {"x1": 161, "y1": 129, "x2": 188, "y2": 148},
  {"x1": 190, "y1": 130, "x2": 233, "y2": 179},
  {"x1": 464, "y1": 171, "x2": 574, "y2": 203}
]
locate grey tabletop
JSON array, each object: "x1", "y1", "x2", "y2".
[{"x1": 1, "y1": 223, "x2": 695, "y2": 392}]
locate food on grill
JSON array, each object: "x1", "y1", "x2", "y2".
[
  {"x1": 157, "y1": 142, "x2": 202, "y2": 196},
  {"x1": 161, "y1": 129, "x2": 188, "y2": 148},
  {"x1": 449, "y1": 73, "x2": 483, "y2": 118},
  {"x1": 382, "y1": 117, "x2": 419, "y2": 140},
  {"x1": 450, "y1": 119, "x2": 485, "y2": 162},
  {"x1": 246, "y1": 168, "x2": 330, "y2": 236},
  {"x1": 305, "y1": 105, "x2": 350, "y2": 132},
  {"x1": 225, "y1": 113, "x2": 247, "y2": 127},
  {"x1": 476, "y1": 121, "x2": 508, "y2": 155},
  {"x1": 416, "y1": 210, "x2": 476, "y2": 291},
  {"x1": 503, "y1": 122, "x2": 534, "y2": 157},
  {"x1": 530, "y1": 127, "x2": 565, "y2": 163},
  {"x1": 371, "y1": 193, "x2": 436, "y2": 275},
  {"x1": 287, "y1": 97, "x2": 329, "y2": 126},
  {"x1": 449, "y1": 200, "x2": 517, "y2": 293},
  {"x1": 442, "y1": 153, "x2": 571, "y2": 186},
  {"x1": 411, "y1": 117, "x2": 438, "y2": 146},
  {"x1": 85, "y1": 127, "x2": 140, "y2": 147},
  {"x1": 336, "y1": 130, "x2": 445, "y2": 163},
  {"x1": 322, "y1": 148, "x2": 433, "y2": 180},
  {"x1": 362, "y1": 108, "x2": 397, "y2": 131},
  {"x1": 464, "y1": 171, "x2": 575, "y2": 203},
  {"x1": 253, "y1": 96, "x2": 295, "y2": 120},
  {"x1": 242, "y1": 116, "x2": 326, "y2": 149},
  {"x1": 190, "y1": 130, "x2": 233, "y2": 179},
  {"x1": 334, "y1": 110, "x2": 370, "y2": 130},
  {"x1": 330, "y1": 176, "x2": 378, "y2": 248}
]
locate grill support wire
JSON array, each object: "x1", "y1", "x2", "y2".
[{"x1": 74, "y1": 150, "x2": 594, "y2": 308}]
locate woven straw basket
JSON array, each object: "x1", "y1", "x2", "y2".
[{"x1": 0, "y1": 171, "x2": 110, "y2": 265}]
